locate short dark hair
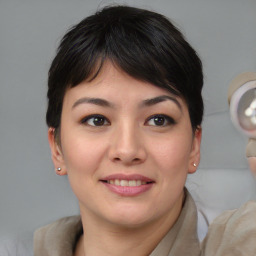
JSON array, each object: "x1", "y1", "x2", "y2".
[{"x1": 46, "y1": 5, "x2": 203, "y2": 135}]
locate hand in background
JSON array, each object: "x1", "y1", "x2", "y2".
[{"x1": 247, "y1": 139, "x2": 256, "y2": 176}]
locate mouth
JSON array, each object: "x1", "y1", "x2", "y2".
[
  {"x1": 100, "y1": 174, "x2": 155, "y2": 196},
  {"x1": 101, "y1": 179, "x2": 154, "y2": 187}
]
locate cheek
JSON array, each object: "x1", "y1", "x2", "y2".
[
  {"x1": 150, "y1": 135, "x2": 192, "y2": 174},
  {"x1": 60, "y1": 135, "x2": 107, "y2": 202},
  {"x1": 61, "y1": 133, "x2": 107, "y2": 175}
]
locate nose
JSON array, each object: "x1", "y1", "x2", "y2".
[{"x1": 108, "y1": 123, "x2": 147, "y2": 166}]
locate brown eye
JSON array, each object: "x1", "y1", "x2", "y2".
[
  {"x1": 146, "y1": 115, "x2": 176, "y2": 126},
  {"x1": 152, "y1": 116, "x2": 165, "y2": 126},
  {"x1": 81, "y1": 115, "x2": 110, "y2": 127}
]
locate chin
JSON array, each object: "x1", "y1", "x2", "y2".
[{"x1": 104, "y1": 204, "x2": 160, "y2": 229}]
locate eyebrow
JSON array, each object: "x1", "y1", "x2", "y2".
[
  {"x1": 141, "y1": 95, "x2": 182, "y2": 110},
  {"x1": 72, "y1": 95, "x2": 182, "y2": 110},
  {"x1": 72, "y1": 97, "x2": 114, "y2": 109}
]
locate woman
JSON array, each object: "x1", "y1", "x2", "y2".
[
  {"x1": 32, "y1": 5, "x2": 256, "y2": 256},
  {"x1": 35, "y1": 5, "x2": 203, "y2": 256}
]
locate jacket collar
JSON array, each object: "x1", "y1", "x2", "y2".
[
  {"x1": 34, "y1": 189, "x2": 200, "y2": 256},
  {"x1": 150, "y1": 189, "x2": 200, "y2": 256}
]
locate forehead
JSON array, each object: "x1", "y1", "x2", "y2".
[{"x1": 63, "y1": 62, "x2": 187, "y2": 112}]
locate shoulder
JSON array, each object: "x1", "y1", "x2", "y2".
[
  {"x1": 0, "y1": 216, "x2": 82, "y2": 256},
  {"x1": 201, "y1": 201, "x2": 256, "y2": 256},
  {"x1": 35, "y1": 215, "x2": 81, "y2": 235},
  {"x1": 0, "y1": 232, "x2": 33, "y2": 256},
  {"x1": 34, "y1": 216, "x2": 82, "y2": 255},
  {"x1": 34, "y1": 215, "x2": 82, "y2": 243}
]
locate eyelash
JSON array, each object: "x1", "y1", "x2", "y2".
[
  {"x1": 145, "y1": 114, "x2": 176, "y2": 127},
  {"x1": 80, "y1": 114, "x2": 110, "y2": 127},
  {"x1": 80, "y1": 114, "x2": 176, "y2": 127}
]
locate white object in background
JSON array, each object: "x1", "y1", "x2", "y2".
[
  {"x1": 228, "y1": 72, "x2": 256, "y2": 176},
  {"x1": 229, "y1": 80, "x2": 256, "y2": 138}
]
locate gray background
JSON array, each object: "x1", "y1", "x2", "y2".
[{"x1": 1, "y1": 0, "x2": 256, "y2": 239}]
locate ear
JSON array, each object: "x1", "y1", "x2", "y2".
[
  {"x1": 48, "y1": 128, "x2": 67, "y2": 176},
  {"x1": 188, "y1": 127, "x2": 202, "y2": 174}
]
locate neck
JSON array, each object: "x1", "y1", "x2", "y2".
[{"x1": 77, "y1": 194, "x2": 183, "y2": 256}]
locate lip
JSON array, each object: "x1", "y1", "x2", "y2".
[
  {"x1": 101, "y1": 174, "x2": 154, "y2": 182},
  {"x1": 100, "y1": 174, "x2": 155, "y2": 197}
]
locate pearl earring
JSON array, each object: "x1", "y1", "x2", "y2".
[{"x1": 56, "y1": 167, "x2": 62, "y2": 175}]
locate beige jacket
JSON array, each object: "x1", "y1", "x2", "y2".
[
  {"x1": 201, "y1": 200, "x2": 256, "y2": 256},
  {"x1": 34, "y1": 191, "x2": 256, "y2": 256},
  {"x1": 34, "y1": 190, "x2": 200, "y2": 256}
]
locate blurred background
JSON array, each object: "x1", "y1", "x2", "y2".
[{"x1": 1, "y1": 0, "x2": 256, "y2": 239}]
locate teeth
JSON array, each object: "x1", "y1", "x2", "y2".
[
  {"x1": 137, "y1": 180, "x2": 141, "y2": 186},
  {"x1": 129, "y1": 180, "x2": 136, "y2": 186},
  {"x1": 120, "y1": 180, "x2": 129, "y2": 186},
  {"x1": 106, "y1": 179, "x2": 150, "y2": 187}
]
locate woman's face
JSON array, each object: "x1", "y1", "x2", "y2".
[{"x1": 49, "y1": 62, "x2": 201, "y2": 228}]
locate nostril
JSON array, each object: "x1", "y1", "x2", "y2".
[{"x1": 113, "y1": 157, "x2": 142, "y2": 164}]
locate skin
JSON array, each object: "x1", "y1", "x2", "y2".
[
  {"x1": 248, "y1": 157, "x2": 256, "y2": 176},
  {"x1": 48, "y1": 62, "x2": 202, "y2": 256},
  {"x1": 247, "y1": 139, "x2": 256, "y2": 176}
]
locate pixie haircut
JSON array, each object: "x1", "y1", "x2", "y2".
[{"x1": 46, "y1": 5, "x2": 203, "y2": 135}]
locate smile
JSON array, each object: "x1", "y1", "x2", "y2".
[
  {"x1": 105, "y1": 180, "x2": 149, "y2": 186},
  {"x1": 100, "y1": 175, "x2": 155, "y2": 196}
]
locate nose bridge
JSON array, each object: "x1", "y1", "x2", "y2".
[{"x1": 109, "y1": 118, "x2": 146, "y2": 164}]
